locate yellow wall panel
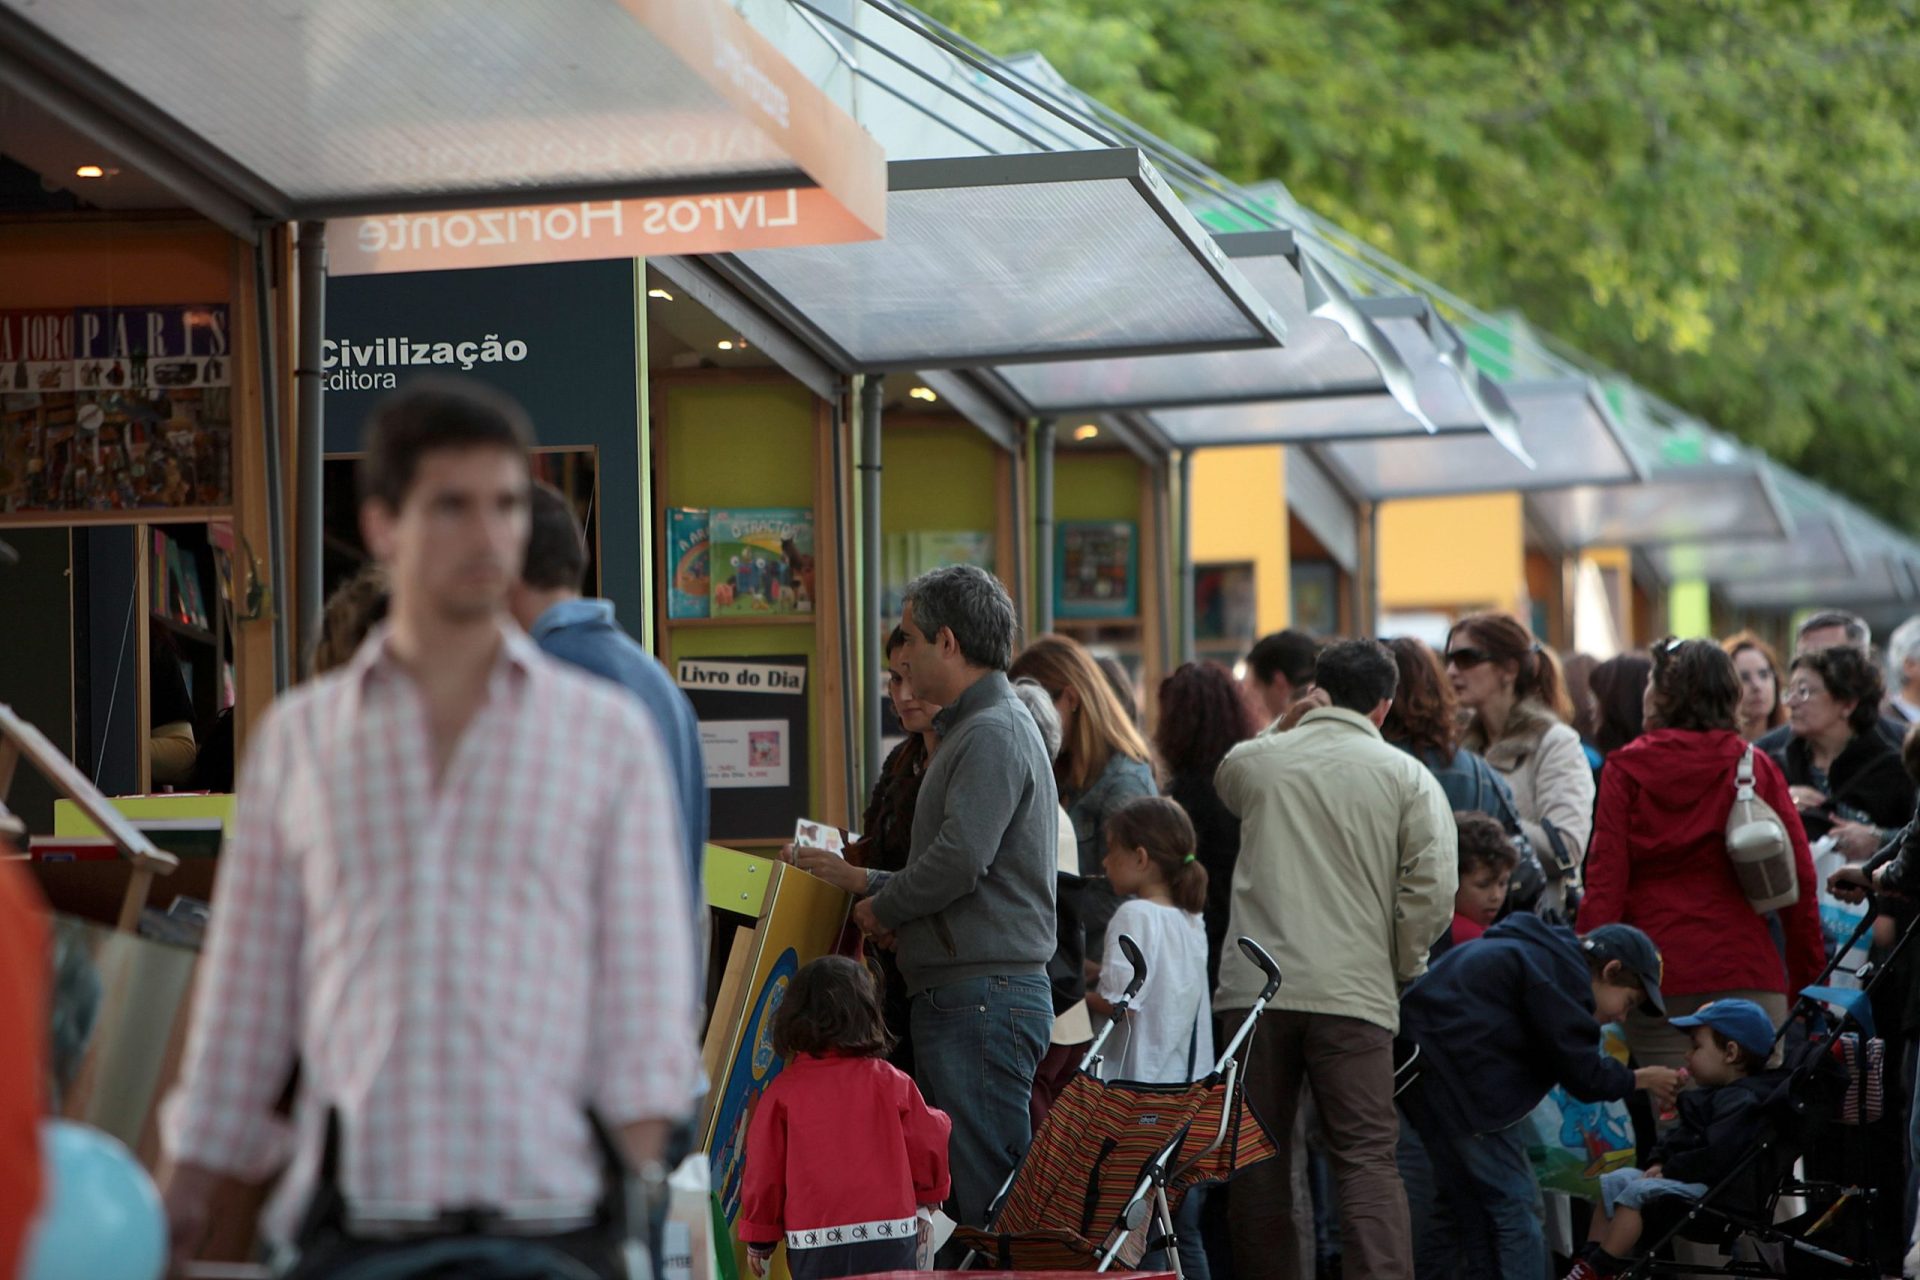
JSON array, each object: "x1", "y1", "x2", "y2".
[
  {"x1": 1190, "y1": 446, "x2": 1290, "y2": 633},
  {"x1": 1379, "y1": 493, "x2": 1525, "y2": 617}
]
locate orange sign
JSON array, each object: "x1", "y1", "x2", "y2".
[{"x1": 325, "y1": 186, "x2": 876, "y2": 277}]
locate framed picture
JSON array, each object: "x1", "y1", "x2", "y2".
[
  {"x1": 1195, "y1": 561, "x2": 1257, "y2": 651},
  {"x1": 1290, "y1": 559, "x2": 1341, "y2": 637},
  {"x1": 1055, "y1": 520, "x2": 1138, "y2": 620}
]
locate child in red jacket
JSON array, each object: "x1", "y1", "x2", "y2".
[{"x1": 740, "y1": 956, "x2": 952, "y2": 1280}]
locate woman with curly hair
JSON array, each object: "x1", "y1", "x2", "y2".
[
  {"x1": 1777, "y1": 644, "x2": 1914, "y2": 859},
  {"x1": 1578, "y1": 639, "x2": 1822, "y2": 1068},
  {"x1": 1154, "y1": 662, "x2": 1260, "y2": 989}
]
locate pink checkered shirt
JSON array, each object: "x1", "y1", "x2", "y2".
[{"x1": 163, "y1": 624, "x2": 698, "y2": 1241}]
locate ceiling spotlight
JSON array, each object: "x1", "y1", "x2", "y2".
[
  {"x1": 909, "y1": 386, "x2": 938, "y2": 402},
  {"x1": 1073, "y1": 423, "x2": 1100, "y2": 441},
  {"x1": 74, "y1": 164, "x2": 108, "y2": 179},
  {"x1": 716, "y1": 340, "x2": 735, "y2": 351},
  {"x1": 647, "y1": 288, "x2": 674, "y2": 301}
]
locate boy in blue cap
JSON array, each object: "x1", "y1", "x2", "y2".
[
  {"x1": 1397, "y1": 919, "x2": 1682, "y2": 1279},
  {"x1": 1566, "y1": 997, "x2": 1781, "y2": 1278}
]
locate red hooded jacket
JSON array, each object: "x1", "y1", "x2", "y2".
[{"x1": 1578, "y1": 728, "x2": 1823, "y2": 998}]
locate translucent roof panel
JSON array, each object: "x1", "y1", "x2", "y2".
[
  {"x1": 721, "y1": 150, "x2": 1285, "y2": 369},
  {"x1": 1645, "y1": 464, "x2": 1861, "y2": 583},
  {"x1": 994, "y1": 232, "x2": 1386, "y2": 413},
  {"x1": 3, "y1": 0, "x2": 886, "y2": 228},
  {"x1": 1722, "y1": 552, "x2": 1915, "y2": 609},
  {"x1": 1527, "y1": 466, "x2": 1787, "y2": 549},
  {"x1": 1313, "y1": 379, "x2": 1637, "y2": 500}
]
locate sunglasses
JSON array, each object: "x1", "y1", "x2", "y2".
[{"x1": 1445, "y1": 647, "x2": 1490, "y2": 669}]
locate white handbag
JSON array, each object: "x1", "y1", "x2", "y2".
[{"x1": 1725, "y1": 744, "x2": 1798, "y2": 914}]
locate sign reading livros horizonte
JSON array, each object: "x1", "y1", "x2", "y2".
[{"x1": 326, "y1": 187, "x2": 871, "y2": 276}]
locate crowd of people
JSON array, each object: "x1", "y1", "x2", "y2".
[{"x1": 9, "y1": 380, "x2": 1900, "y2": 1280}]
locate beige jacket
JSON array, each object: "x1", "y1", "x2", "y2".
[
  {"x1": 1465, "y1": 699, "x2": 1595, "y2": 882},
  {"x1": 1212, "y1": 707, "x2": 1458, "y2": 1032}
]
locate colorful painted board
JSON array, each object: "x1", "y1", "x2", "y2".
[{"x1": 709, "y1": 508, "x2": 814, "y2": 617}]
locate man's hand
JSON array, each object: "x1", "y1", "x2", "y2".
[
  {"x1": 794, "y1": 847, "x2": 869, "y2": 894},
  {"x1": 1634, "y1": 1066, "x2": 1681, "y2": 1110},
  {"x1": 1829, "y1": 819, "x2": 1882, "y2": 861},
  {"x1": 850, "y1": 898, "x2": 895, "y2": 948},
  {"x1": 1276, "y1": 688, "x2": 1331, "y2": 732},
  {"x1": 1644, "y1": 1164, "x2": 1664, "y2": 1181},
  {"x1": 161, "y1": 1161, "x2": 221, "y2": 1275},
  {"x1": 1828, "y1": 863, "x2": 1875, "y2": 903}
]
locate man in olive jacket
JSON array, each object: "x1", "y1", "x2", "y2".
[{"x1": 1214, "y1": 639, "x2": 1457, "y2": 1280}]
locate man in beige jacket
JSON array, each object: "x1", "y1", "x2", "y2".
[{"x1": 1214, "y1": 639, "x2": 1457, "y2": 1280}]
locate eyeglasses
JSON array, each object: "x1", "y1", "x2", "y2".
[
  {"x1": 1784, "y1": 683, "x2": 1825, "y2": 704},
  {"x1": 1445, "y1": 647, "x2": 1490, "y2": 670}
]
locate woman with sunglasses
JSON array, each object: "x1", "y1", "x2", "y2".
[
  {"x1": 1446, "y1": 612, "x2": 1594, "y2": 918},
  {"x1": 1576, "y1": 639, "x2": 1822, "y2": 1070}
]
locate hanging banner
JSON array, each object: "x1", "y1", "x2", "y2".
[{"x1": 0, "y1": 305, "x2": 233, "y2": 521}]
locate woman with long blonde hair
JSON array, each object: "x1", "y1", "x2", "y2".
[{"x1": 1010, "y1": 634, "x2": 1155, "y2": 953}]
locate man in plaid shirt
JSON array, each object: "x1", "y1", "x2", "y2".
[{"x1": 160, "y1": 380, "x2": 698, "y2": 1278}]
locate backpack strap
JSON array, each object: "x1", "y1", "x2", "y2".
[{"x1": 1735, "y1": 744, "x2": 1758, "y2": 801}]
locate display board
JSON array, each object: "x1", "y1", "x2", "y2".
[
  {"x1": 324, "y1": 260, "x2": 647, "y2": 634},
  {"x1": 679, "y1": 655, "x2": 810, "y2": 842}
]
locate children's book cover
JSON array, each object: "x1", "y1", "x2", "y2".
[
  {"x1": 667, "y1": 507, "x2": 710, "y2": 620},
  {"x1": 710, "y1": 508, "x2": 814, "y2": 617}
]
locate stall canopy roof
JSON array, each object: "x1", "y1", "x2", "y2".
[
  {"x1": 1525, "y1": 398, "x2": 1789, "y2": 550},
  {"x1": 1310, "y1": 378, "x2": 1637, "y2": 501},
  {"x1": 0, "y1": 0, "x2": 887, "y2": 238},
  {"x1": 1647, "y1": 463, "x2": 1861, "y2": 585},
  {"x1": 713, "y1": 149, "x2": 1288, "y2": 371},
  {"x1": 1723, "y1": 495, "x2": 1920, "y2": 609}
]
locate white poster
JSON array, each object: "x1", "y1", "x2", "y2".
[
  {"x1": 700, "y1": 719, "x2": 791, "y2": 789},
  {"x1": 676, "y1": 659, "x2": 807, "y2": 695}
]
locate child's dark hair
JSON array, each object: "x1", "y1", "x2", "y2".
[
  {"x1": 1454, "y1": 811, "x2": 1520, "y2": 878},
  {"x1": 770, "y1": 956, "x2": 892, "y2": 1059},
  {"x1": 1105, "y1": 795, "x2": 1208, "y2": 914}
]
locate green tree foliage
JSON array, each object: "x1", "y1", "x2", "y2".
[{"x1": 921, "y1": 0, "x2": 1920, "y2": 531}]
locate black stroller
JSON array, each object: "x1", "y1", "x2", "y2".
[{"x1": 1624, "y1": 888, "x2": 1918, "y2": 1278}]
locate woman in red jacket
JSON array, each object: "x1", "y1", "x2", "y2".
[{"x1": 1577, "y1": 639, "x2": 1822, "y2": 1071}]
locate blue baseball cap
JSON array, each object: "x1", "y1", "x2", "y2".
[
  {"x1": 1581, "y1": 924, "x2": 1666, "y2": 1017},
  {"x1": 1671, "y1": 999, "x2": 1776, "y2": 1063}
]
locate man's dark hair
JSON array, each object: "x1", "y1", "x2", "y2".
[
  {"x1": 1799, "y1": 610, "x2": 1871, "y2": 651},
  {"x1": 1313, "y1": 639, "x2": 1398, "y2": 714},
  {"x1": 522, "y1": 482, "x2": 588, "y2": 592},
  {"x1": 902, "y1": 564, "x2": 1017, "y2": 671},
  {"x1": 770, "y1": 955, "x2": 891, "y2": 1059},
  {"x1": 1247, "y1": 629, "x2": 1320, "y2": 689},
  {"x1": 357, "y1": 378, "x2": 534, "y2": 509}
]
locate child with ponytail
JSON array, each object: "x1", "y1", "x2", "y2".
[{"x1": 1089, "y1": 795, "x2": 1214, "y2": 1085}]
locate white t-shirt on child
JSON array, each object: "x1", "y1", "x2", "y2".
[{"x1": 1097, "y1": 898, "x2": 1214, "y2": 1084}]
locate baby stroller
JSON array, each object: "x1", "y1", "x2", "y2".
[
  {"x1": 953, "y1": 935, "x2": 1285, "y2": 1277},
  {"x1": 1624, "y1": 888, "x2": 1920, "y2": 1279}
]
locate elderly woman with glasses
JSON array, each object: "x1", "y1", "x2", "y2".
[
  {"x1": 1576, "y1": 639, "x2": 1822, "y2": 1070},
  {"x1": 1776, "y1": 645, "x2": 1915, "y2": 862}
]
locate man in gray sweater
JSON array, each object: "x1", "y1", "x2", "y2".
[{"x1": 852, "y1": 565, "x2": 1057, "y2": 1229}]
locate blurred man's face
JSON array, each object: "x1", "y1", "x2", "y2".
[{"x1": 363, "y1": 447, "x2": 529, "y2": 626}]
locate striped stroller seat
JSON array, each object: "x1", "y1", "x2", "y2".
[{"x1": 955, "y1": 937, "x2": 1285, "y2": 1276}]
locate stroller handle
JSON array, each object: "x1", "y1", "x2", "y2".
[
  {"x1": 1237, "y1": 936, "x2": 1283, "y2": 1000},
  {"x1": 1118, "y1": 933, "x2": 1148, "y2": 999}
]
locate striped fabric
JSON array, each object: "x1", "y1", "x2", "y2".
[
  {"x1": 1836, "y1": 1033, "x2": 1884, "y2": 1125},
  {"x1": 951, "y1": 1067, "x2": 1279, "y2": 1271}
]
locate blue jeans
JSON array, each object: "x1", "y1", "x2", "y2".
[
  {"x1": 910, "y1": 973, "x2": 1052, "y2": 1228},
  {"x1": 1399, "y1": 1099, "x2": 1542, "y2": 1280}
]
